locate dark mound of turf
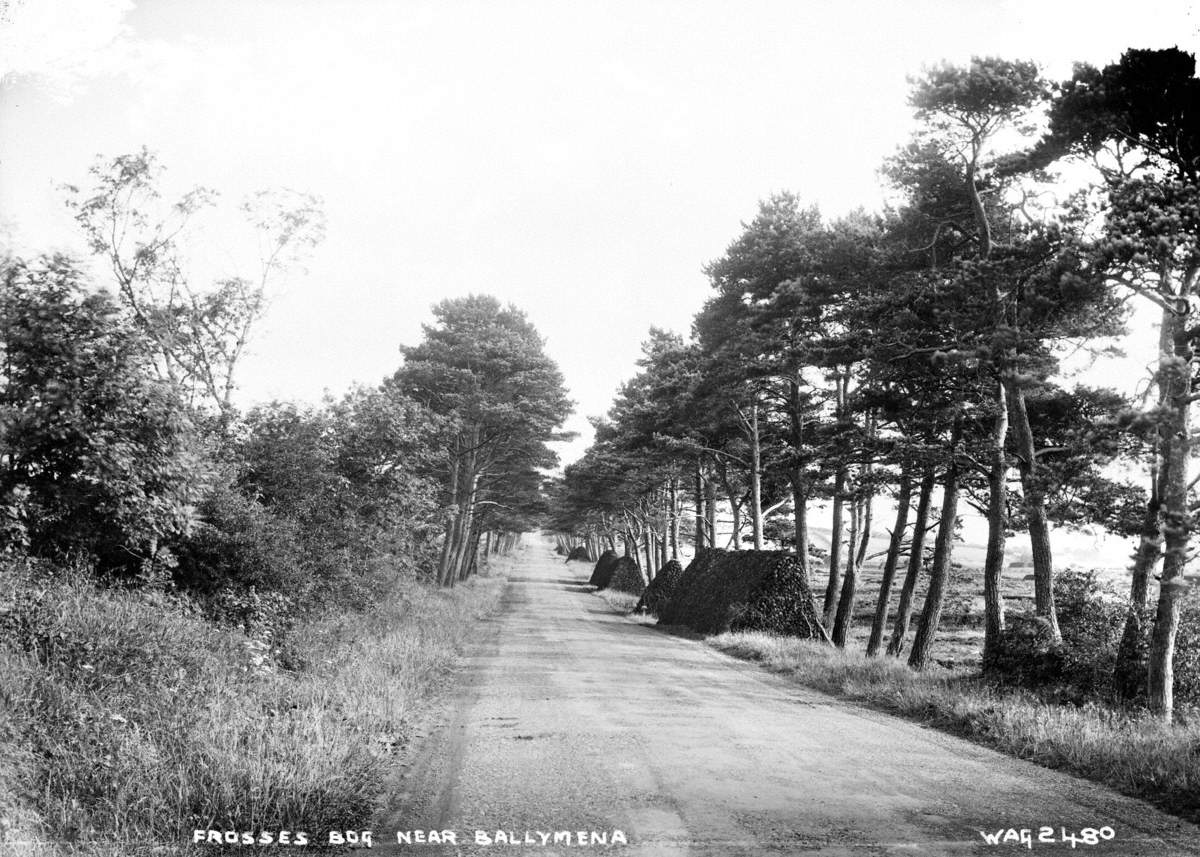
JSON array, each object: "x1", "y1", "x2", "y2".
[
  {"x1": 565, "y1": 545, "x2": 590, "y2": 562},
  {"x1": 658, "y1": 549, "x2": 829, "y2": 640},
  {"x1": 588, "y1": 550, "x2": 620, "y2": 588},
  {"x1": 635, "y1": 559, "x2": 684, "y2": 615},
  {"x1": 607, "y1": 556, "x2": 647, "y2": 596},
  {"x1": 555, "y1": 544, "x2": 567, "y2": 555}
]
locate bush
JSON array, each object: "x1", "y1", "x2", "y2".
[
  {"x1": 0, "y1": 256, "x2": 203, "y2": 578},
  {"x1": 607, "y1": 557, "x2": 647, "y2": 596},
  {"x1": 588, "y1": 550, "x2": 620, "y2": 588},
  {"x1": 658, "y1": 549, "x2": 827, "y2": 639},
  {"x1": 1173, "y1": 585, "x2": 1200, "y2": 708},
  {"x1": 635, "y1": 559, "x2": 683, "y2": 615},
  {"x1": 1056, "y1": 568, "x2": 1129, "y2": 698},
  {"x1": 983, "y1": 614, "x2": 1064, "y2": 687},
  {"x1": 172, "y1": 481, "x2": 308, "y2": 598},
  {"x1": 982, "y1": 568, "x2": 1173, "y2": 705}
]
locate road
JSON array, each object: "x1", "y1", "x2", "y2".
[{"x1": 376, "y1": 535, "x2": 1200, "y2": 856}]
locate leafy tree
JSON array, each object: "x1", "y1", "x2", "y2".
[
  {"x1": 63, "y1": 149, "x2": 325, "y2": 422},
  {"x1": 1034, "y1": 47, "x2": 1200, "y2": 719},
  {"x1": 0, "y1": 255, "x2": 201, "y2": 577},
  {"x1": 394, "y1": 296, "x2": 572, "y2": 586}
]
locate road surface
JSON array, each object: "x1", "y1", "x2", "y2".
[{"x1": 376, "y1": 535, "x2": 1200, "y2": 856}]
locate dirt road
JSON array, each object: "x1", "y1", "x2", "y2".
[{"x1": 376, "y1": 536, "x2": 1200, "y2": 856}]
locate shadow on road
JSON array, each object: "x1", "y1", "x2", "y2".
[{"x1": 506, "y1": 575, "x2": 594, "y2": 591}]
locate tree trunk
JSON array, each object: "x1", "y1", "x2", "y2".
[
  {"x1": 448, "y1": 468, "x2": 480, "y2": 583},
  {"x1": 460, "y1": 522, "x2": 483, "y2": 581},
  {"x1": 694, "y1": 464, "x2": 706, "y2": 550},
  {"x1": 1114, "y1": 301, "x2": 1175, "y2": 701},
  {"x1": 786, "y1": 379, "x2": 811, "y2": 581},
  {"x1": 1148, "y1": 301, "x2": 1192, "y2": 720},
  {"x1": 705, "y1": 472, "x2": 718, "y2": 550},
  {"x1": 749, "y1": 404, "x2": 765, "y2": 550},
  {"x1": 868, "y1": 466, "x2": 912, "y2": 656},
  {"x1": 435, "y1": 445, "x2": 462, "y2": 586},
  {"x1": 1115, "y1": 457, "x2": 1162, "y2": 699},
  {"x1": 983, "y1": 378, "x2": 1010, "y2": 661},
  {"x1": 717, "y1": 459, "x2": 741, "y2": 549},
  {"x1": 791, "y1": 474, "x2": 811, "y2": 586},
  {"x1": 669, "y1": 477, "x2": 680, "y2": 559},
  {"x1": 1006, "y1": 377, "x2": 1060, "y2": 642},
  {"x1": 909, "y1": 419, "x2": 963, "y2": 671},
  {"x1": 832, "y1": 497, "x2": 861, "y2": 647},
  {"x1": 824, "y1": 465, "x2": 847, "y2": 626},
  {"x1": 888, "y1": 466, "x2": 936, "y2": 657}
]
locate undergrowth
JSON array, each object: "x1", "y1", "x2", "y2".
[{"x1": 0, "y1": 560, "x2": 500, "y2": 856}]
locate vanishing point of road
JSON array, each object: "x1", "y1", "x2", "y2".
[{"x1": 377, "y1": 535, "x2": 1200, "y2": 856}]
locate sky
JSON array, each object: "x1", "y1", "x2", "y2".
[{"x1": 2, "y1": 0, "x2": 1198, "y2": 466}]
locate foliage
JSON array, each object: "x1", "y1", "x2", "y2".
[
  {"x1": 63, "y1": 149, "x2": 326, "y2": 419},
  {"x1": 606, "y1": 556, "x2": 647, "y2": 597},
  {"x1": 588, "y1": 550, "x2": 621, "y2": 589},
  {"x1": 659, "y1": 549, "x2": 828, "y2": 638},
  {"x1": 0, "y1": 555, "x2": 500, "y2": 854},
  {"x1": 0, "y1": 255, "x2": 203, "y2": 577},
  {"x1": 635, "y1": 558, "x2": 684, "y2": 616},
  {"x1": 395, "y1": 295, "x2": 572, "y2": 585}
]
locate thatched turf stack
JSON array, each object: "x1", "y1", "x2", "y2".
[
  {"x1": 635, "y1": 559, "x2": 684, "y2": 615},
  {"x1": 658, "y1": 549, "x2": 828, "y2": 640},
  {"x1": 607, "y1": 556, "x2": 648, "y2": 596},
  {"x1": 565, "y1": 545, "x2": 590, "y2": 562},
  {"x1": 588, "y1": 550, "x2": 620, "y2": 588}
]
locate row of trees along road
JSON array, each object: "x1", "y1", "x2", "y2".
[
  {"x1": 552, "y1": 48, "x2": 1200, "y2": 722},
  {"x1": 3, "y1": 149, "x2": 571, "y2": 628}
]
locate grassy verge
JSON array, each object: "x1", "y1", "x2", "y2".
[
  {"x1": 707, "y1": 630, "x2": 1200, "y2": 823},
  {"x1": 0, "y1": 563, "x2": 502, "y2": 856},
  {"x1": 593, "y1": 590, "x2": 643, "y2": 614}
]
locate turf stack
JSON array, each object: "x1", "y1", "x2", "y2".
[
  {"x1": 607, "y1": 556, "x2": 648, "y2": 596},
  {"x1": 658, "y1": 549, "x2": 829, "y2": 640},
  {"x1": 588, "y1": 550, "x2": 620, "y2": 588},
  {"x1": 635, "y1": 558, "x2": 684, "y2": 615},
  {"x1": 565, "y1": 545, "x2": 591, "y2": 562}
]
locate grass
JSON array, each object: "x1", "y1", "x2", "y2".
[
  {"x1": 593, "y1": 590, "x2": 644, "y2": 615},
  {"x1": 706, "y1": 630, "x2": 1200, "y2": 823},
  {"x1": 0, "y1": 561, "x2": 502, "y2": 856}
]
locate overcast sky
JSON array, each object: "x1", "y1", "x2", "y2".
[{"x1": 2, "y1": 0, "x2": 1198, "y2": 465}]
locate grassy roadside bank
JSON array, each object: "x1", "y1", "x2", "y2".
[
  {"x1": 705, "y1": 631, "x2": 1200, "y2": 824},
  {"x1": 0, "y1": 562, "x2": 503, "y2": 856}
]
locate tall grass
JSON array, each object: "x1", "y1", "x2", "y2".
[
  {"x1": 0, "y1": 563, "x2": 500, "y2": 856},
  {"x1": 708, "y1": 631, "x2": 1200, "y2": 822}
]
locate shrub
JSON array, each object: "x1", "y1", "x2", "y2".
[
  {"x1": 1174, "y1": 585, "x2": 1200, "y2": 708},
  {"x1": 635, "y1": 559, "x2": 683, "y2": 615},
  {"x1": 1056, "y1": 568, "x2": 1129, "y2": 698},
  {"x1": 659, "y1": 549, "x2": 827, "y2": 639},
  {"x1": 588, "y1": 550, "x2": 620, "y2": 588},
  {"x1": 984, "y1": 568, "x2": 1147, "y2": 704},
  {"x1": 983, "y1": 614, "x2": 1064, "y2": 687},
  {"x1": 172, "y1": 481, "x2": 308, "y2": 598},
  {"x1": 607, "y1": 557, "x2": 647, "y2": 596},
  {"x1": 0, "y1": 256, "x2": 204, "y2": 578}
]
